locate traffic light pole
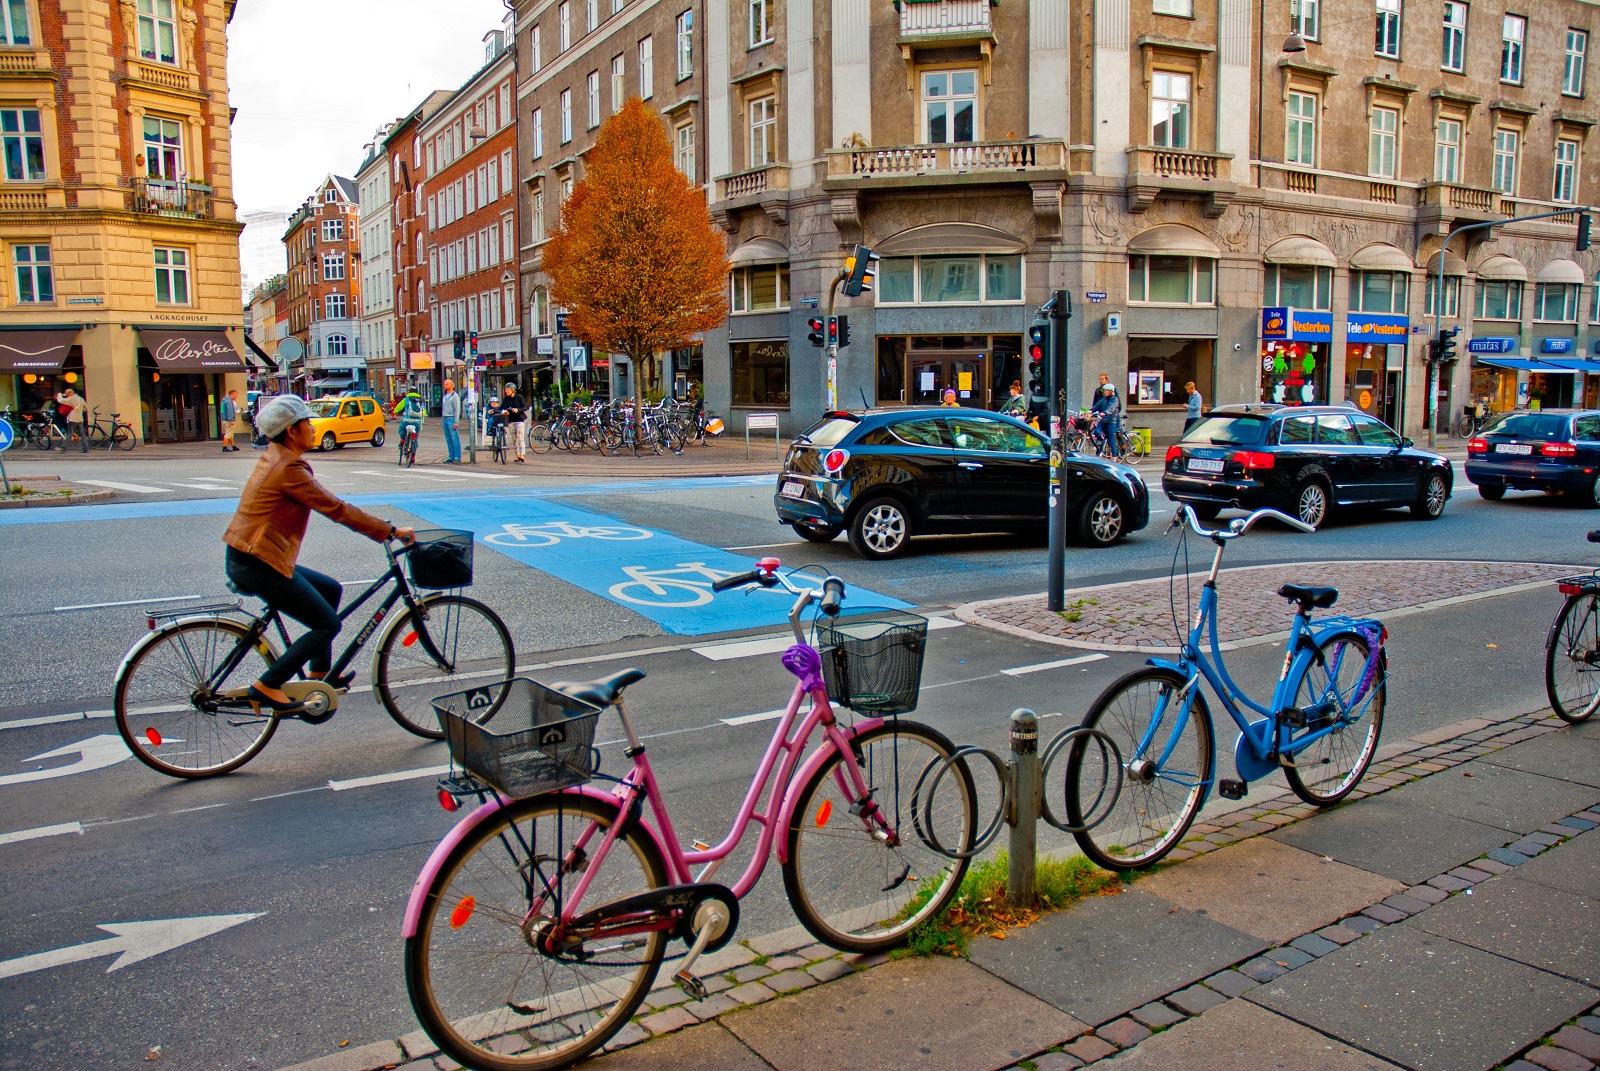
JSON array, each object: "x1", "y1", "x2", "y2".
[
  {"x1": 824, "y1": 273, "x2": 844, "y2": 410},
  {"x1": 1046, "y1": 289, "x2": 1072, "y2": 613}
]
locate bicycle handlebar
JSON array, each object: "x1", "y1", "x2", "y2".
[
  {"x1": 1588, "y1": 530, "x2": 1600, "y2": 544},
  {"x1": 1169, "y1": 503, "x2": 1316, "y2": 539},
  {"x1": 712, "y1": 569, "x2": 776, "y2": 592}
]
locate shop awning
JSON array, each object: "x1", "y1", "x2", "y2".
[
  {"x1": 242, "y1": 333, "x2": 275, "y2": 371},
  {"x1": 1544, "y1": 358, "x2": 1600, "y2": 373},
  {"x1": 138, "y1": 328, "x2": 248, "y2": 371},
  {"x1": 0, "y1": 327, "x2": 80, "y2": 372},
  {"x1": 1477, "y1": 357, "x2": 1557, "y2": 371}
]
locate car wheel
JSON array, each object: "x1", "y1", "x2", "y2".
[
  {"x1": 1076, "y1": 490, "x2": 1127, "y2": 547},
  {"x1": 1586, "y1": 473, "x2": 1600, "y2": 509},
  {"x1": 1294, "y1": 478, "x2": 1330, "y2": 530},
  {"x1": 320, "y1": 431, "x2": 336, "y2": 452},
  {"x1": 1188, "y1": 503, "x2": 1223, "y2": 521},
  {"x1": 791, "y1": 523, "x2": 841, "y2": 544},
  {"x1": 847, "y1": 498, "x2": 912, "y2": 560},
  {"x1": 370, "y1": 428, "x2": 385, "y2": 448},
  {"x1": 1478, "y1": 483, "x2": 1506, "y2": 501},
  {"x1": 1411, "y1": 473, "x2": 1448, "y2": 520}
]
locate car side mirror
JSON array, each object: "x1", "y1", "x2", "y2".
[{"x1": 1399, "y1": 437, "x2": 1414, "y2": 448}]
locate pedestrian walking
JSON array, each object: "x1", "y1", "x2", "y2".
[
  {"x1": 1184, "y1": 381, "x2": 1203, "y2": 435},
  {"x1": 1091, "y1": 373, "x2": 1122, "y2": 457},
  {"x1": 55, "y1": 386, "x2": 87, "y2": 451},
  {"x1": 221, "y1": 389, "x2": 241, "y2": 452},
  {"x1": 440, "y1": 379, "x2": 462, "y2": 464},
  {"x1": 501, "y1": 383, "x2": 527, "y2": 462},
  {"x1": 999, "y1": 380, "x2": 1027, "y2": 417}
]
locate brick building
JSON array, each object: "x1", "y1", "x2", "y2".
[
  {"x1": 0, "y1": 0, "x2": 249, "y2": 444},
  {"x1": 282, "y1": 175, "x2": 362, "y2": 395},
  {"x1": 384, "y1": 90, "x2": 453, "y2": 405}
]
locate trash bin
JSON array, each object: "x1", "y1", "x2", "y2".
[{"x1": 1132, "y1": 427, "x2": 1152, "y2": 454}]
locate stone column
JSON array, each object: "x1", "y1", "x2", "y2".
[
  {"x1": 1093, "y1": 0, "x2": 1130, "y2": 176},
  {"x1": 831, "y1": 0, "x2": 871, "y2": 148},
  {"x1": 1028, "y1": 0, "x2": 1069, "y2": 140},
  {"x1": 80, "y1": 324, "x2": 146, "y2": 444}
]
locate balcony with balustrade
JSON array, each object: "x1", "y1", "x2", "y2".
[
  {"x1": 824, "y1": 138, "x2": 1067, "y2": 186},
  {"x1": 712, "y1": 163, "x2": 793, "y2": 227},
  {"x1": 1124, "y1": 146, "x2": 1237, "y2": 217},
  {"x1": 128, "y1": 177, "x2": 216, "y2": 219},
  {"x1": 1416, "y1": 180, "x2": 1504, "y2": 238},
  {"x1": 895, "y1": 0, "x2": 996, "y2": 45}
]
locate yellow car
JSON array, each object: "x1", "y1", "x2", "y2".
[{"x1": 307, "y1": 396, "x2": 386, "y2": 450}]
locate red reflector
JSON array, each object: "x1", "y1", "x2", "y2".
[
  {"x1": 450, "y1": 895, "x2": 476, "y2": 929},
  {"x1": 816, "y1": 799, "x2": 832, "y2": 827},
  {"x1": 1231, "y1": 450, "x2": 1276, "y2": 470},
  {"x1": 437, "y1": 788, "x2": 459, "y2": 812},
  {"x1": 1543, "y1": 441, "x2": 1578, "y2": 457},
  {"x1": 1467, "y1": 438, "x2": 1488, "y2": 453},
  {"x1": 1379, "y1": 626, "x2": 1389, "y2": 646},
  {"x1": 147, "y1": 617, "x2": 156, "y2": 631},
  {"x1": 144, "y1": 728, "x2": 162, "y2": 747},
  {"x1": 823, "y1": 448, "x2": 849, "y2": 474},
  {"x1": 1560, "y1": 583, "x2": 1585, "y2": 595},
  {"x1": 402, "y1": 631, "x2": 418, "y2": 648},
  {"x1": 1165, "y1": 444, "x2": 1182, "y2": 463}
]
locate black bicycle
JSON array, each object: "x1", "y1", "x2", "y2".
[
  {"x1": 113, "y1": 530, "x2": 514, "y2": 778},
  {"x1": 1545, "y1": 529, "x2": 1600, "y2": 724},
  {"x1": 83, "y1": 407, "x2": 137, "y2": 451},
  {"x1": 398, "y1": 423, "x2": 420, "y2": 467}
]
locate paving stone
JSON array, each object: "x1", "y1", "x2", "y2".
[
  {"x1": 1167, "y1": 984, "x2": 1229, "y2": 1016},
  {"x1": 642, "y1": 987, "x2": 687, "y2": 1011},
  {"x1": 1362, "y1": 904, "x2": 1408, "y2": 924},
  {"x1": 1553, "y1": 1026, "x2": 1600, "y2": 1062},
  {"x1": 1580, "y1": 1017, "x2": 1600, "y2": 1034},
  {"x1": 842, "y1": 950, "x2": 888, "y2": 969},
  {"x1": 1413, "y1": 874, "x2": 1600, "y2": 987},
  {"x1": 795, "y1": 943, "x2": 835, "y2": 962},
  {"x1": 1064, "y1": 1035, "x2": 1117, "y2": 1062},
  {"x1": 1098, "y1": 1017, "x2": 1152, "y2": 1049},
  {"x1": 1289, "y1": 933, "x2": 1342, "y2": 957},
  {"x1": 725, "y1": 982, "x2": 777, "y2": 1006},
  {"x1": 683, "y1": 993, "x2": 742, "y2": 1021},
  {"x1": 1270, "y1": 793, "x2": 1518, "y2": 886},
  {"x1": 397, "y1": 1031, "x2": 439, "y2": 1061},
  {"x1": 1510, "y1": 838, "x2": 1554, "y2": 857},
  {"x1": 1559, "y1": 816, "x2": 1598, "y2": 830},
  {"x1": 1129, "y1": 1002, "x2": 1186, "y2": 1029},
  {"x1": 729, "y1": 964, "x2": 772, "y2": 983},
  {"x1": 1524, "y1": 1045, "x2": 1595, "y2": 1071},
  {"x1": 1387, "y1": 760, "x2": 1600, "y2": 835},
  {"x1": 276, "y1": 1041, "x2": 405, "y2": 1071},
  {"x1": 1202, "y1": 970, "x2": 1258, "y2": 998},
  {"x1": 1033, "y1": 1053, "x2": 1085, "y2": 1071},
  {"x1": 762, "y1": 969, "x2": 818, "y2": 993},
  {"x1": 393, "y1": 1062, "x2": 437, "y2": 1071},
  {"x1": 1477, "y1": 733, "x2": 1600, "y2": 791},
  {"x1": 1407, "y1": 883, "x2": 1450, "y2": 902},
  {"x1": 1489, "y1": 847, "x2": 1533, "y2": 866},
  {"x1": 1380, "y1": 893, "x2": 1433, "y2": 916},
  {"x1": 1447, "y1": 866, "x2": 1492, "y2": 884},
  {"x1": 806, "y1": 958, "x2": 854, "y2": 983},
  {"x1": 1538, "y1": 825, "x2": 1578, "y2": 839},
  {"x1": 1473, "y1": 856, "x2": 1514, "y2": 874},
  {"x1": 640, "y1": 1006, "x2": 698, "y2": 1036},
  {"x1": 1092, "y1": 998, "x2": 1405, "y2": 1070},
  {"x1": 764, "y1": 954, "x2": 808, "y2": 971},
  {"x1": 1314, "y1": 925, "x2": 1362, "y2": 946},
  {"x1": 1238, "y1": 957, "x2": 1289, "y2": 983},
  {"x1": 588, "y1": 1022, "x2": 768, "y2": 1069},
  {"x1": 599, "y1": 1022, "x2": 648, "y2": 1053},
  {"x1": 1266, "y1": 946, "x2": 1314, "y2": 970},
  {"x1": 1504, "y1": 1062, "x2": 1545, "y2": 1071},
  {"x1": 1340, "y1": 914, "x2": 1383, "y2": 934},
  {"x1": 745, "y1": 925, "x2": 814, "y2": 957}
]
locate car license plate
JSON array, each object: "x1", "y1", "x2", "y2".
[
  {"x1": 1186, "y1": 458, "x2": 1225, "y2": 474},
  {"x1": 780, "y1": 480, "x2": 807, "y2": 499},
  {"x1": 1497, "y1": 443, "x2": 1533, "y2": 455}
]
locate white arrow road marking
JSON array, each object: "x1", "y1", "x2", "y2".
[
  {"x1": 0, "y1": 821, "x2": 82, "y2": 846},
  {"x1": 0, "y1": 913, "x2": 264, "y2": 980},
  {"x1": 0, "y1": 734, "x2": 131, "y2": 788}
]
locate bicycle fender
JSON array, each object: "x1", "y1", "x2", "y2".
[
  {"x1": 115, "y1": 618, "x2": 276, "y2": 685},
  {"x1": 772, "y1": 716, "x2": 886, "y2": 865},
  {"x1": 1142, "y1": 656, "x2": 1186, "y2": 675}
]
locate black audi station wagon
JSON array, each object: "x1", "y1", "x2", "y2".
[{"x1": 773, "y1": 408, "x2": 1150, "y2": 560}]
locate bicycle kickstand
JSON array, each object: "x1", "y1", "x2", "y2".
[{"x1": 673, "y1": 901, "x2": 733, "y2": 1000}]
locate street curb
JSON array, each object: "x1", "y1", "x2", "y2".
[{"x1": 0, "y1": 475, "x2": 114, "y2": 509}]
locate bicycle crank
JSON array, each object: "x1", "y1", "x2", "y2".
[{"x1": 280, "y1": 681, "x2": 339, "y2": 724}]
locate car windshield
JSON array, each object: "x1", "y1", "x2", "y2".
[
  {"x1": 1181, "y1": 414, "x2": 1269, "y2": 446},
  {"x1": 1483, "y1": 413, "x2": 1569, "y2": 440},
  {"x1": 307, "y1": 400, "x2": 342, "y2": 418},
  {"x1": 797, "y1": 417, "x2": 858, "y2": 447}
]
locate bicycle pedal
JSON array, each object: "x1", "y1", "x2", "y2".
[
  {"x1": 1217, "y1": 779, "x2": 1247, "y2": 800},
  {"x1": 674, "y1": 971, "x2": 707, "y2": 1001}
]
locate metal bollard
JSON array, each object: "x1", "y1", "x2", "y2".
[{"x1": 1007, "y1": 708, "x2": 1040, "y2": 908}]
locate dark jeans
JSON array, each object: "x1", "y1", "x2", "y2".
[{"x1": 225, "y1": 547, "x2": 343, "y2": 688}]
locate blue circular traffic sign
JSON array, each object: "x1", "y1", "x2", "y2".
[{"x1": 0, "y1": 418, "x2": 14, "y2": 452}]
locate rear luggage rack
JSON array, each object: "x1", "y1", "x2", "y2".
[{"x1": 144, "y1": 601, "x2": 243, "y2": 626}]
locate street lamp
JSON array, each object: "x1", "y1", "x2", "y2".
[{"x1": 1284, "y1": 0, "x2": 1306, "y2": 51}]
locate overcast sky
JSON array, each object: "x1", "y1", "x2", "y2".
[{"x1": 227, "y1": 0, "x2": 514, "y2": 215}]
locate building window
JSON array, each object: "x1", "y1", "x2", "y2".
[
  {"x1": 1536, "y1": 282, "x2": 1579, "y2": 322},
  {"x1": 137, "y1": 0, "x2": 177, "y2": 64},
  {"x1": 1263, "y1": 264, "x2": 1333, "y2": 310},
  {"x1": 559, "y1": 2, "x2": 571, "y2": 50},
  {"x1": 530, "y1": 25, "x2": 541, "y2": 72},
  {"x1": 533, "y1": 190, "x2": 546, "y2": 241},
  {"x1": 325, "y1": 293, "x2": 347, "y2": 318},
  {"x1": 676, "y1": 9, "x2": 693, "y2": 79},
  {"x1": 1434, "y1": 118, "x2": 1461, "y2": 183},
  {"x1": 1292, "y1": 0, "x2": 1319, "y2": 40},
  {"x1": 1286, "y1": 91, "x2": 1317, "y2": 165},
  {"x1": 561, "y1": 175, "x2": 573, "y2": 203},
  {"x1": 1151, "y1": 71, "x2": 1191, "y2": 148},
  {"x1": 612, "y1": 0, "x2": 624, "y2": 14},
  {"x1": 1369, "y1": 106, "x2": 1398, "y2": 178},
  {"x1": 1349, "y1": 271, "x2": 1409, "y2": 313},
  {"x1": 142, "y1": 116, "x2": 183, "y2": 180},
  {"x1": 877, "y1": 254, "x2": 1023, "y2": 304},
  {"x1": 13, "y1": 244, "x2": 51, "y2": 303},
  {"x1": 1442, "y1": 1, "x2": 1467, "y2": 73},
  {"x1": 1566, "y1": 29, "x2": 1588, "y2": 96},
  {"x1": 322, "y1": 253, "x2": 345, "y2": 281},
  {"x1": 1128, "y1": 254, "x2": 1215, "y2": 305},
  {"x1": 153, "y1": 247, "x2": 189, "y2": 304},
  {"x1": 749, "y1": 95, "x2": 776, "y2": 167},
  {"x1": 1, "y1": 108, "x2": 43, "y2": 181},
  {"x1": 922, "y1": 70, "x2": 977, "y2": 145},
  {"x1": 531, "y1": 107, "x2": 544, "y2": 159},
  {"x1": 321, "y1": 219, "x2": 343, "y2": 242},
  {"x1": 533, "y1": 286, "x2": 549, "y2": 334},
  {"x1": 1425, "y1": 275, "x2": 1460, "y2": 317},
  {"x1": 639, "y1": 36, "x2": 654, "y2": 99},
  {"x1": 2, "y1": 0, "x2": 31, "y2": 45},
  {"x1": 611, "y1": 55, "x2": 625, "y2": 113},
  {"x1": 560, "y1": 89, "x2": 573, "y2": 143},
  {"x1": 1375, "y1": 0, "x2": 1401, "y2": 59},
  {"x1": 587, "y1": 70, "x2": 600, "y2": 128},
  {"x1": 676, "y1": 120, "x2": 695, "y2": 182},
  {"x1": 1501, "y1": 14, "x2": 1525, "y2": 83},
  {"x1": 326, "y1": 334, "x2": 349, "y2": 356},
  {"x1": 729, "y1": 263, "x2": 790, "y2": 312},
  {"x1": 1476, "y1": 279, "x2": 1521, "y2": 320},
  {"x1": 1153, "y1": 0, "x2": 1192, "y2": 15},
  {"x1": 585, "y1": 0, "x2": 598, "y2": 32},
  {"x1": 749, "y1": 0, "x2": 772, "y2": 46},
  {"x1": 731, "y1": 340, "x2": 789, "y2": 407},
  {"x1": 1554, "y1": 137, "x2": 1579, "y2": 202},
  {"x1": 1492, "y1": 128, "x2": 1519, "y2": 194}
]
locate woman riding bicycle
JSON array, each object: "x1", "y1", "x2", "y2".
[{"x1": 223, "y1": 396, "x2": 414, "y2": 714}]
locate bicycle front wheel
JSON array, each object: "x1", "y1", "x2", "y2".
[
  {"x1": 374, "y1": 594, "x2": 515, "y2": 738},
  {"x1": 1066, "y1": 667, "x2": 1215, "y2": 872},
  {"x1": 1283, "y1": 632, "x2": 1386, "y2": 804},
  {"x1": 782, "y1": 721, "x2": 974, "y2": 952},
  {"x1": 113, "y1": 619, "x2": 281, "y2": 778},
  {"x1": 528, "y1": 423, "x2": 553, "y2": 453},
  {"x1": 405, "y1": 795, "x2": 669, "y2": 1071},
  {"x1": 1547, "y1": 592, "x2": 1600, "y2": 723}
]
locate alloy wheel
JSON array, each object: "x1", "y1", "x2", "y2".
[
  {"x1": 862, "y1": 504, "x2": 906, "y2": 554},
  {"x1": 1424, "y1": 475, "x2": 1447, "y2": 517},
  {"x1": 1088, "y1": 496, "x2": 1124, "y2": 544},
  {"x1": 1297, "y1": 482, "x2": 1327, "y2": 528}
]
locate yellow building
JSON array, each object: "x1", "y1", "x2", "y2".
[{"x1": 0, "y1": 0, "x2": 249, "y2": 444}]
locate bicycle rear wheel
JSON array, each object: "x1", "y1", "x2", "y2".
[
  {"x1": 113, "y1": 619, "x2": 281, "y2": 778},
  {"x1": 374, "y1": 593, "x2": 515, "y2": 738},
  {"x1": 528, "y1": 423, "x2": 553, "y2": 453},
  {"x1": 405, "y1": 795, "x2": 669, "y2": 1071},
  {"x1": 1066, "y1": 667, "x2": 1215, "y2": 871},
  {"x1": 782, "y1": 721, "x2": 974, "y2": 952},
  {"x1": 1283, "y1": 632, "x2": 1386, "y2": 804},
  {"x1": 113, "y1": 425, "x2": 137, "y2": 450},
  {"x1": 1547, "y1": 592, "x2": 1600, "y2": 723}
]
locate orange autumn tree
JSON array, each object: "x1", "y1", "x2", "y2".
[{"x1": 541, "y1": 99, "x2": 728, "y2": 421}]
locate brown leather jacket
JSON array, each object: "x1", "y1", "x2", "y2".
[{"x1": 223, "y1": 443, "x2": 393, "y2": 577}]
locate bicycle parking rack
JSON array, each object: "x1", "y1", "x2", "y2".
[{"x1": 913, "y1": 710, "x2": 1124, "y2": 907}]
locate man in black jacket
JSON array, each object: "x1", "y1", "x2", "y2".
[{"x1": 501, "y1": 383, "x2": 527, "y2": 462}]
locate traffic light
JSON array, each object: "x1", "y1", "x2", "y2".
[
  {"x1": 469, "y1": 331, "x2": 479, "y2": 358},
  {"x1": 453, "y1": 330, "x2": 466, "y2": 361},
  {"x1": 836, "y1": 314, "x2": 852, "y2": 349},
  {"x1": 1426, "y1": 337, "x2": 1442, "y2": 362},
  {"x1": 841, "y1": 244, "x2": 880, "y2": 297},
  {"x1": 826, "y1": 315, "x2": 839, "y2": 349},
  {"x1": 1580, "y1": 212, "x2": 1592, "y2": 252},
  {"x1": 806, "y1": 317, "x2": 826, "y2": 348},
  {"x1": 1026, "y1": 320, "x2": 1051, "y2": 406},
  {"x1": 1438, "y1": 326, "x2": 1459, "y2": 362}
]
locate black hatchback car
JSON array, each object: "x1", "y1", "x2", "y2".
[
  {"x1": 1162, "y1": 404, "x2": 1453, "y2": 529},
  {"x1": 774, "y1": 408, "x2": 1150, "y2": 559},
  {"x1": 1465, "y1": 409, "x2": 1600, "y2": 505}
]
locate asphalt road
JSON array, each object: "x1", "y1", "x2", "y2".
[{"x1": 0, "y1": 453, "x2": 1588, "y2": 1070}]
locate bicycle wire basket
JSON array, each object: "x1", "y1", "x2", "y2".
[
  {"x1": 431, "y1": 677, "x2": 601, "y2": 799},
  {"x1": 814, "y1": 608, "x2": 929, "y2": 716},
  {"x1": 407, "y1": 529, "x2": 474, "y2": 589}
]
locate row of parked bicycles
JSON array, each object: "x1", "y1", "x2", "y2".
[
  {"x1": 491, "y1": 398, "x2": 725, "y2": 461},
  {"x1": 1064, "y1": 408, "x2": 1152, "y2": 461},
  {"x1": 2, "y1": 405, "x2": 137, "y2": 450}
]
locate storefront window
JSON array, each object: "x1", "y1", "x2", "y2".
[
  {"x1": 731, "y1": 339, "x2": 788, "y2": 406},
  {"x1": 876, "y1": 255, "x2": 1023, "y2": 304},
  {"x1": 1128, "y1": 255, "x2": 1215, "y2": 305},
  {"x1": 1261, "y1": 340, "x2": 1328, "y2": 405},
  {"x1": 1263, "y1": 264, "x2": 1332, "y2": 310},
  {"x1": 1343, "y1": 343, "x2": 1402, "y2": 427},
  {"x1": 876, "y1": 336, "x2": 907, "y2": 404},
  {"x1": 730, "y1": 264, "x2": 789, "y2": 313},
  {"x1": 1126, "y1": 338, "x2": 1214, "y2": 407},
  {"x1": 1477, "y1": 280, "x2": 1522, "y2": 320},
  {"x1": 1349, "y1": 271, "x2": 1409, "y2": 314},
  {"x1": 1424, "y1": 276, "x2": 1460, "y2": 317},
  {"x1": 1535, "y1": 282, "x2": 1578, "y2": 322}
]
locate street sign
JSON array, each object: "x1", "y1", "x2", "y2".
[
  {"x1": 0, "y1": 914, "x2": 264, "y2": 981},
  {"x1": 536, "y1": 335, "x2": 555, "y2": 355},
  {"x1": 745, "y1": 413, "x2": 780, "y2": 429},
  {"x1": 0, "y1": 418, "x2": 14, "y2": 452},
  {"x1": 555, "y1": 312, "x2": 570, "y2": 334},
  {"x1": 1085, "y1": 291, "x2": 1107, "y2": 302}
]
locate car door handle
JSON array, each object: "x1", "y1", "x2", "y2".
[{"x1": 958, "y1": 461, "x2": 984, "y2": 470}]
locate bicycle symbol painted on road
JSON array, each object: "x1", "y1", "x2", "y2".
[
  {"x1": 607, "y1": 562, "x2": 824, "y2": 608},
  {"x1": 484, "y1": 521, "x2": 654, "y2": 548}
]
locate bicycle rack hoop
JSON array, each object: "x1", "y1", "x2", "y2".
[
  {"x1": 913, "y1": 744, "x2": 1010, "y2": 861},
  {"x1": 1039, "y1": 725, "x2": 1124, "y2": 835}
]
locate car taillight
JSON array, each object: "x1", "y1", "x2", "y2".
[
  {"x1": 1165, "y1": 444, "x2": 1182, "y2": 464},
  {"x1": 823, "y1": 448, "x2": 849, "y2": 474},
  {"x1": 1543, "y1": 441, "x2": 1578, "y2": 457},
  {"x1": 1231, "y1": 451, "x2": 1276, "y2": 471},
  {"x1": 1467, "y1": 438, "x2": 1488, "y2": 453}
]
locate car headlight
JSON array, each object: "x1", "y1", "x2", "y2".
[{"x1": 1117, "y1": 467, "x2": 1147, "y2": 497}]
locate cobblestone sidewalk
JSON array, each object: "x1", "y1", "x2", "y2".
[{"x1": 959, "y1": 559, "x2": 1577, "y2": 652}]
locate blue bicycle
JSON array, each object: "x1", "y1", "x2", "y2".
[{"x1": 1065, "y1": 505, "x2": 1388, "y2": 871}]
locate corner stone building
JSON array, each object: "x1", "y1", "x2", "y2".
[
  {"x1": 519, "y1": 0, "x2": 1600, "y2": 440},
  {"x1": 0, "y1": 0, "x2": 248, "y2": 444}
]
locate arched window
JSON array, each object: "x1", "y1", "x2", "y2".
[{"x1": 326, "y1": 334, "x2": 349, "y2": 356}]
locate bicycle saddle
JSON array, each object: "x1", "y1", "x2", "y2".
[
  {"x1": 548, "y1": 668, "x2": 646, "y2": 708},
  {"x1": 1279, "y1": 584, "x2": 1338, "y2": 610}
]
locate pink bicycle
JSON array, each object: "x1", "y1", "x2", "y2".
[{"x1": 401, "y1": 559, "x2": 977, "y2": 1070}]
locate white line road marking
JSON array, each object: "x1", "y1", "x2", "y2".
[
  {"x1": 721, "y1": 541, "x2": 808, "y2": 551},
  {"x1": 720, "y1": 708, "x2": 789, "y2": 726},
  {"x1": 176, "y1": 483, "x2": 237, "y2": 492},
  {"x1": 0, "y1": 821, "x2": 82, "y2": 846},
  {"x1": 411, "y1": 467, "x2": 517, "y2": 480},
  {"x1": 1003, "y1": 653, "x2": 1110, "y2": 676},
  {"x1": 351, "y1": 469, "x2": 469, "y2": 483},
  {"x1": 328, "y1": 764, "x2": 451, "y2": 791},
  {"x1": 0, "y1": 734, "x2": 131, "y2": 788},
  {"x1": 691, "y1": 615, "x2": 963, "y2": 661},
  {"x1": 0, "y1": 712, "x2": 86, "y2": 730},
  {"x1": 54, "y1": 595, "x2": 199, "y2": 612},
  {"x1": 77, "y1": 479, "x2": 169, "y2": 494},
  {"x1": 0, "y1": 913, "x2": 264, "y2": 980}
]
